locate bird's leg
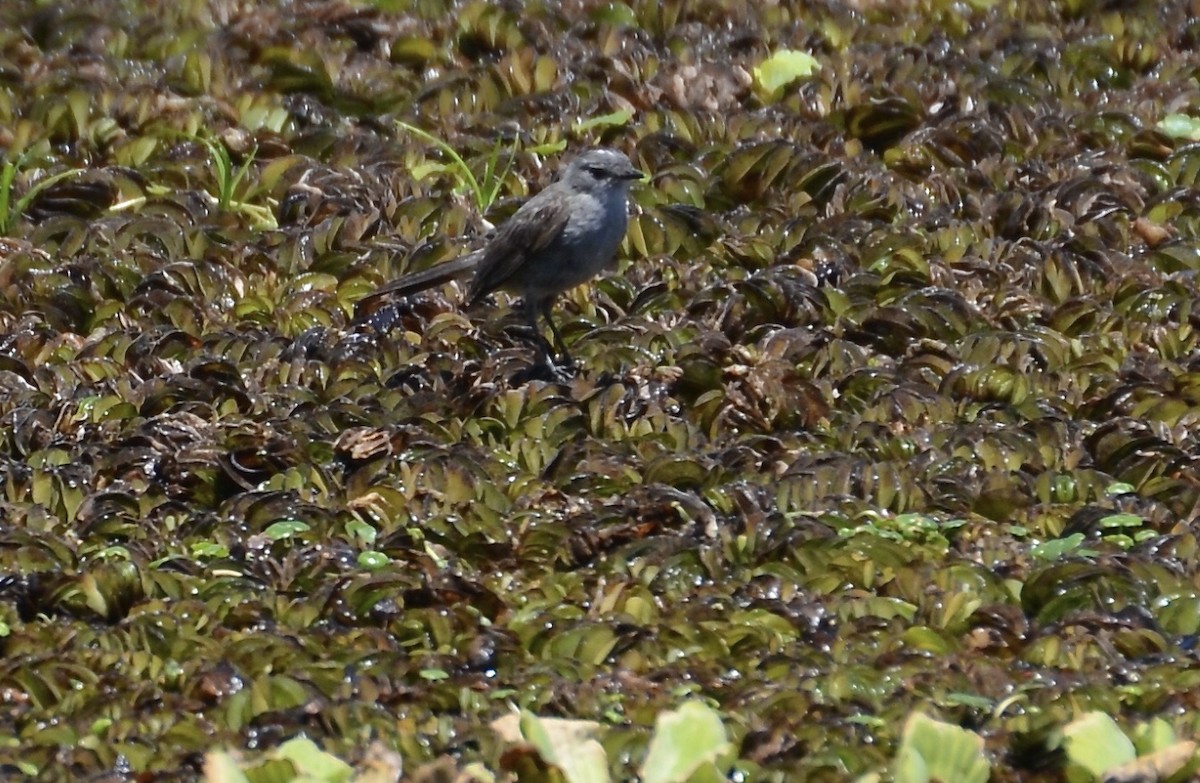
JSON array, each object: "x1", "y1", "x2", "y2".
[
  {"x1": 522, "y1": 298, "x2": 560, "y2": 368},
  {"x1": 540, "y1": 299, "x2": 574, "y2": 367}
]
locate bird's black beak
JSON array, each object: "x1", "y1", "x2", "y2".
[{"x1": 619, "y1": 165, "x2": 646, "y2": 181}]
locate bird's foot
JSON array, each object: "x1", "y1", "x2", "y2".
[
  {"x1": 547, "y1": 359, "x2": 577, "y2": 383},
  {"x1": 551, "y1": 351, "x2": 577, "y2": 371},
  {"x1": 541, "y1": 350, "x2": 578, "y2": 383},
  {"x1": 512, "y1": 351, "x2": 577, "y2": 384}
]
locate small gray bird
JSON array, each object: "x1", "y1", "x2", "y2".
[{"x1": 361, "y1": 148, "x2": 644, "y2": 366}]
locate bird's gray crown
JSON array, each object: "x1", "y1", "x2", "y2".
[{"x1": 561, "y1": 148, "x2": 644, "y2": 191}]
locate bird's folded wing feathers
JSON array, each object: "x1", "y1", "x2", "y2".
[{"x1": 467, "y1": 196, "x2": 571, "y2": 304}]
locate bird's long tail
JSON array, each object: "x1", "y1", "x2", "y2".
[
  {"x1": 353, "y1": 250, "x2": 486, "y2": 326},
  {"x1": 361, "y1": 250, "x2": 482, "y2": 302}
]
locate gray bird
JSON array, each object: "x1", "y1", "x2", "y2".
[{"x1": 361, "y1": 147, "x2": 644, "y2": 366}]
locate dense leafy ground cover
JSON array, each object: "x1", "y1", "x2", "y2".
[{"x1": 2, "y1": 0, "x2": 1200, "y2": 779}]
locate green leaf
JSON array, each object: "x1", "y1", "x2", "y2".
[
  {"x1": 753, "y1": 50, "x2": 820, "y2": 100},
  {"x1": 80, "y1": 573, "x2": 108, "y2": 618},
  {"x1": 1030, "y1": 533, "x2": 1085, "y2": 561},
  {"x1": 894, "y1": 741, "x2": 929, "y2": 783},
  {"x1": 894, "y1": 713, "x2": 989, "y2": 783},
  {"x1": 397, "y1": 119, "x2": 514, "y2": 211},
  {"x1": 262, "y1": 519, "x2": 310, "y2": 540},
  {"x1": 573, "y1": 109, "x2": 634, "y2": 135},
  {"x1": 494, "y1": 711, "x2": 611, "y2": 783},
  {"x1": 357, "y1": 551, "x2": 389, "y2": 570},
  {"x1": 1065, "y1": 710, "x2": 1137, "y2": 778},
  {"x1": 276, "y1": 737, "x2": 353, "y2": 783},
  {"x1": 528, "y1": 139, "x2": 568, "y2": 155},
  {"x1": 1157, "y1": 114, "x2": 1200, "y2": 140},
  {"x1": 0, "y1": 157, "x2": 85, "y2": 235},
  {"x1": 1133, "y1": 718, "x2": 1178, "y2": 755},
  {"x1": 590, "y1": 2, "x2": 638, "y2": 26},
  {"x1": 346, "y1": 519, "x2": 377, "y2": 544},
  {"x1": 641, "y1": 701, "x2": 731, "y2": 783},
  {"x1": 203, "y1": 750, "x2": 251, "y2": 783},
  {"x1": 406, "y1": 160, "x2": 454, "y2": 182},
  {"x1": 1097, "y1": 513, "x2": 1141, "y2": 529},
  {"x1": 191, "y1": 542, "x2": 230, "y2": 559},
  {"x1": 1061, "y1": 712, "x2": 1137, "y2": 778},
  {"x1": 942, "y1": 692, "x2": 994, "y2": 710}
]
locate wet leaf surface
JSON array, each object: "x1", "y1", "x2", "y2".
[{"x1": 2, "y1": 0, "x2": 1200, "y2": 780}]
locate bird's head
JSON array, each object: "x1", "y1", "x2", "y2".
[{"x1": 561, "y1": 148, "x2": 645, "y2": 193}]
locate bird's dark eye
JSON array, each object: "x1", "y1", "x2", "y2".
[{"x1": 586, "y1": 165, "x2": 608, "y2": 178}]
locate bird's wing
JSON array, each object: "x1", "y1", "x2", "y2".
[{"x1": 467, "y1": 193, "x2": 571, "y2": 304}]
